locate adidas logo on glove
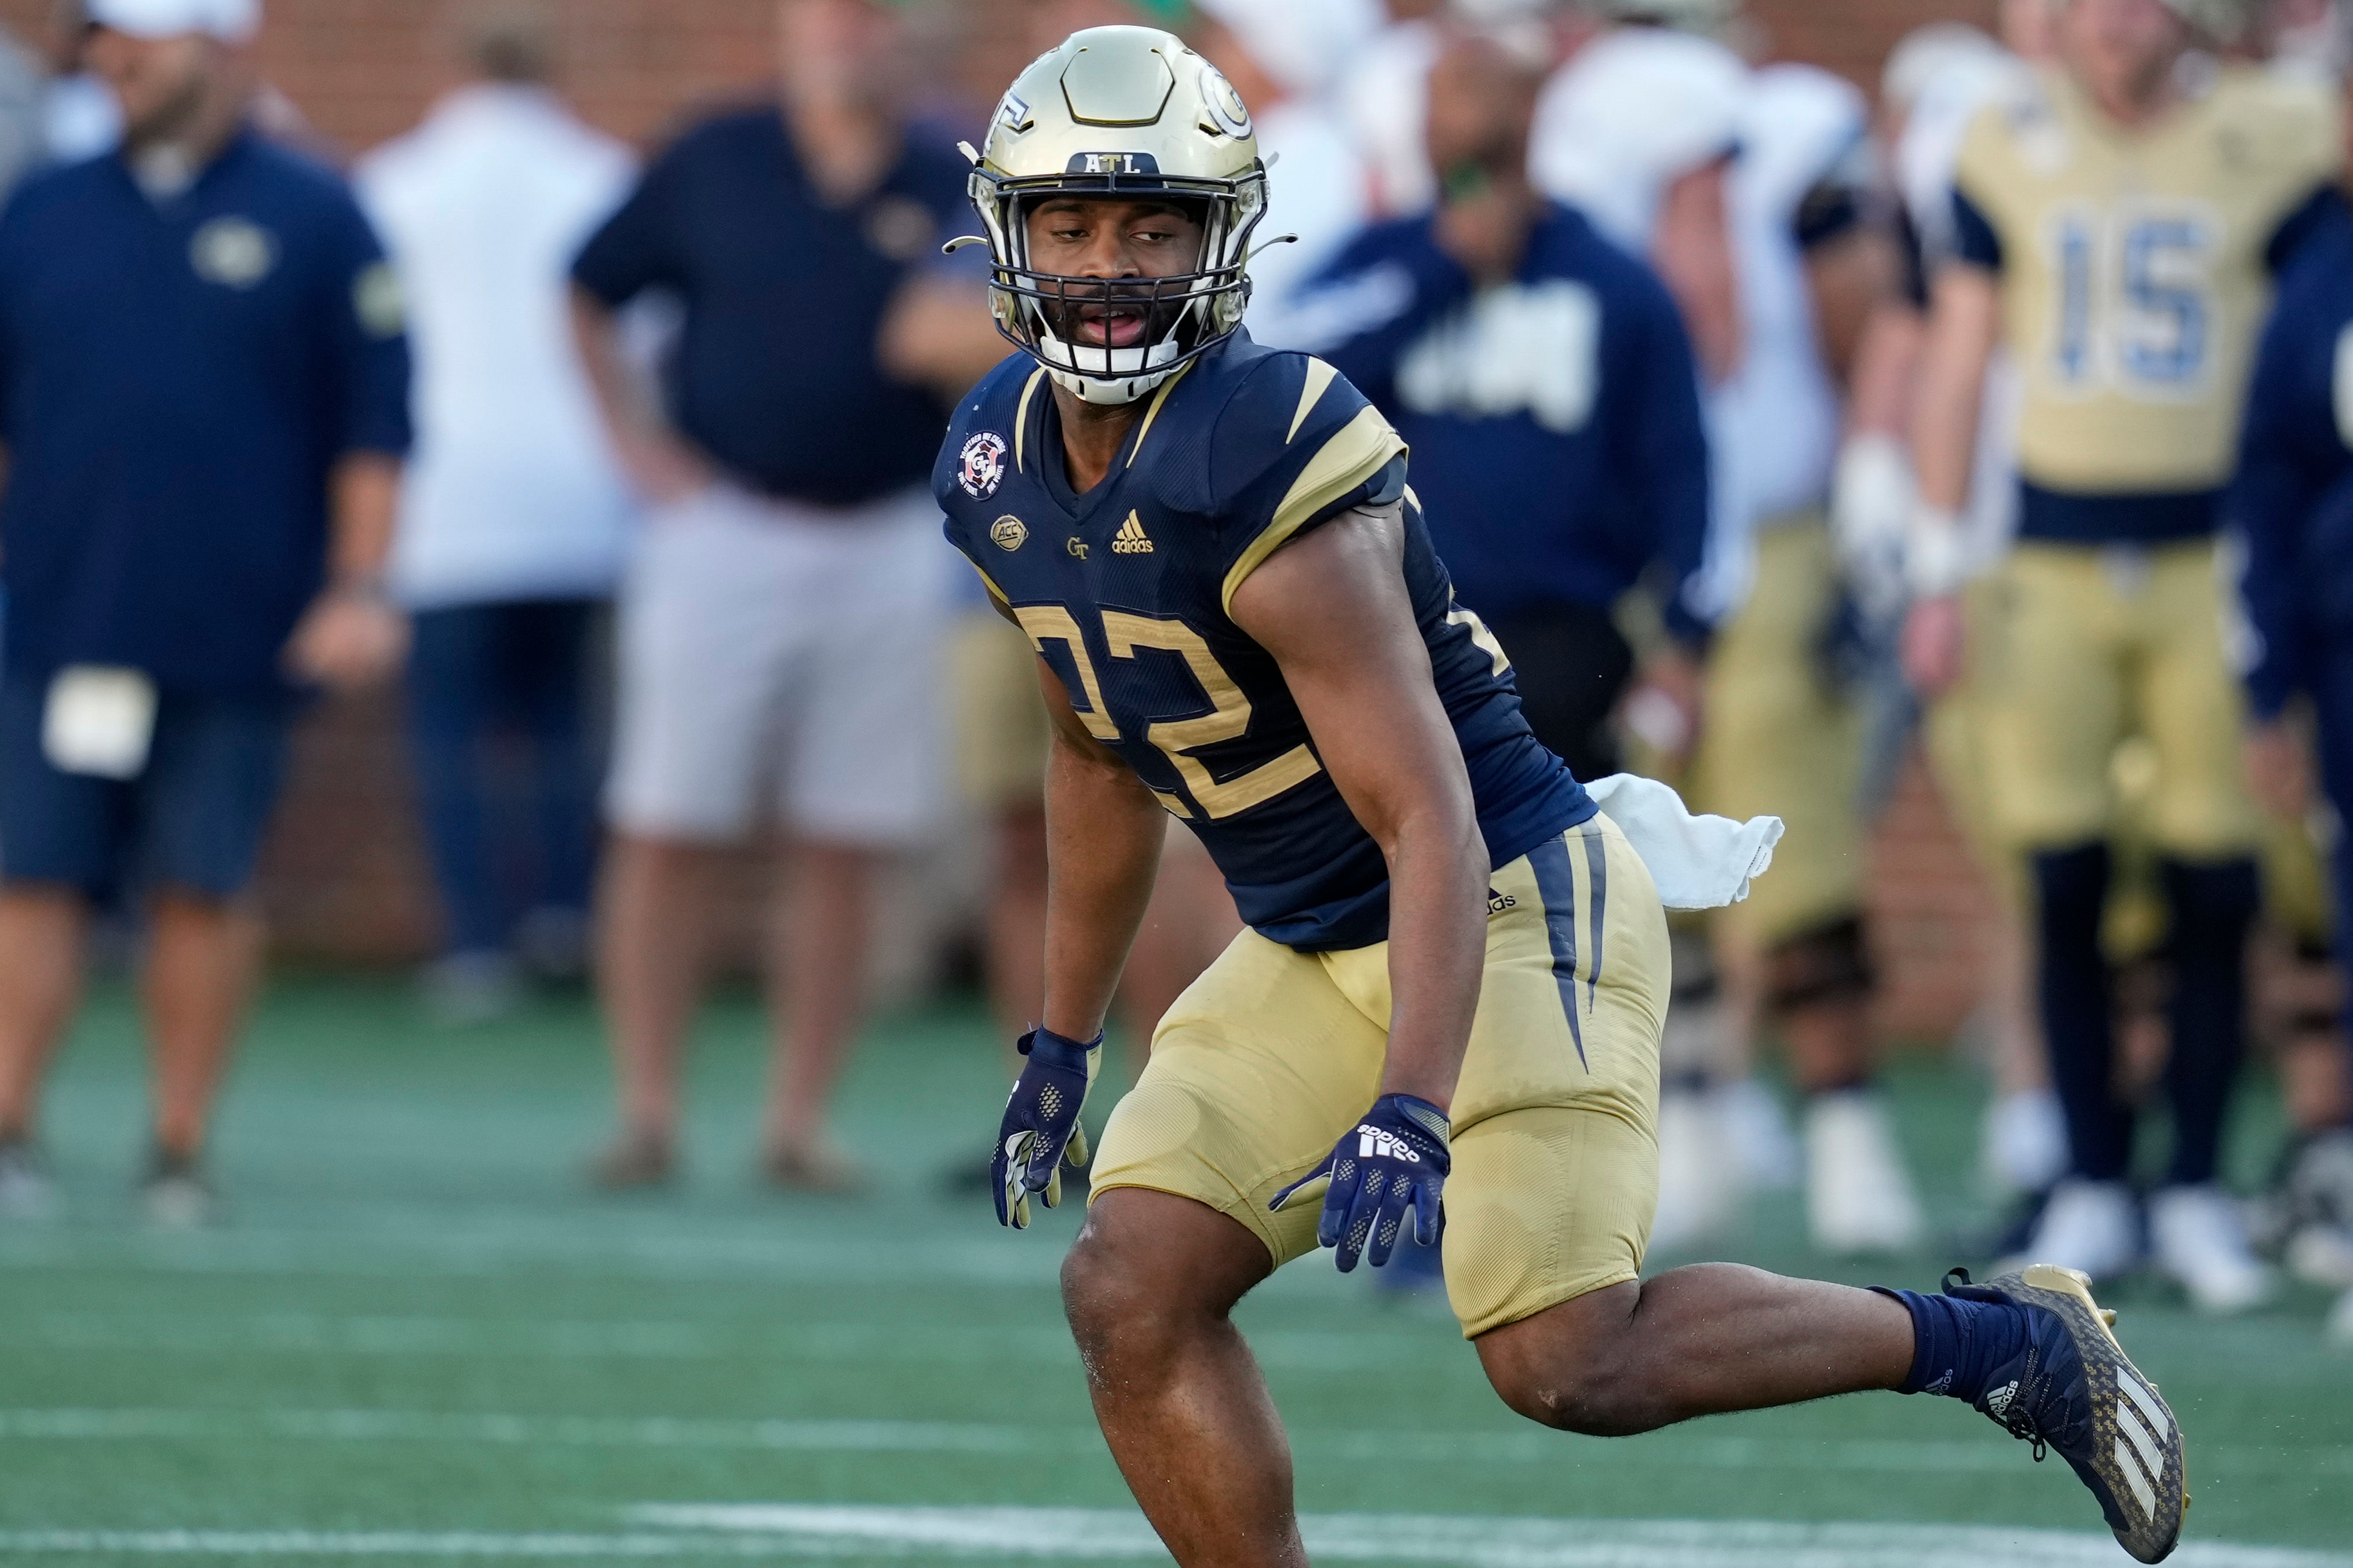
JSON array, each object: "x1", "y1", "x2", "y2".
[{"x1": 1356, "y1": 1124, "x2": 1423, "y2": 1163}]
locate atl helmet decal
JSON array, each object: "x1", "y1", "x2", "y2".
[{"x1": 960, "y1": 432, "x2": 1010, "y2": 499}]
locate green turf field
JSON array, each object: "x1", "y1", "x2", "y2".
[{"x1": 1, "y1": 978, "x2": 2347, "y2": 1566}]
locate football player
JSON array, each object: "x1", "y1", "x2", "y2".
[
  {"x1": 1907, "y1": 0, "x2": 2341, "y2": 1309},
  {"x1": 946, "y1": 27, "x2": 2188, "y2": 1565}
]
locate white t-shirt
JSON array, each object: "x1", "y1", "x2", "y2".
[{"x1": 357, "y1": 85, "x2": 639, "y2": 612}]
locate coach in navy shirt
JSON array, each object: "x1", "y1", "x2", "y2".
[
  {"x1": 566, "y1": 0, "x2": 999, "y2": 1191},
  {"x1": 0, "y1": 0, "x2": 410, "y2": 1225},
  {"x1": 1288, "y1": 34, "x2": 1712, "y2": 783}
]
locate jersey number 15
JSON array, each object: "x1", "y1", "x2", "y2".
[{"x1": 2045, "y1": 204, "x2": 2220, "y2": 397}]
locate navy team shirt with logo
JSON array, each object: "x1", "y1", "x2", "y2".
[
  {"x1": 0, "y1": 129, "x2": 412, "y2": 696},
  {"x1": 935, "y1": 332, "x2": 1596, "y2": 952},
  {"x1": 1283, "y1": 202, "x2": 1713, "y2": 642},
  {"x1": 572, "y1": 105, "x2": 974, "y2": 508}
]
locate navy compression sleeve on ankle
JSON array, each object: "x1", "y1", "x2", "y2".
[{"x1": 1872, "y1": 1285, "x2": 2032, "y2": 1400}]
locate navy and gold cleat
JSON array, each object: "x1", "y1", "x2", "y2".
[{"x1": 1945, "y1": 1265, "x2": 2187, "y2": 1563}]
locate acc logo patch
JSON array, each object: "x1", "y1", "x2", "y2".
[
  {"x1": 189, "y1": 216, "x2": 278, "y2": 288},
  {"x1": 960, "y1": 431, "x2": 1010, "y2": 499},
  {"x1": 990, "y1": 515, "x2": 1028, "y2": 551}
]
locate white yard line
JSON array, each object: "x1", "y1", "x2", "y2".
[
  {"x1": 2, "y1": 1511, "x2": 2348, "y2": 1567},
  {"x1": 1, "y1": 1407, "x2": 2345, "y2": 1478}
]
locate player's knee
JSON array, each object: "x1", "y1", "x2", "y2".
[
  {"x1": 1059, "y1": 1223, "x2": 1143, "y2": 1348},
  {"x1": 1479, "y1": 1293, "x2": 1666, "y2": 1438},
  {"x1": 1487, "y1": 1355, "x2": 1659, "y2": 1438},
  {"x1": 1058, "y1": 1214, "x2": 1198, "y2": 1371}
]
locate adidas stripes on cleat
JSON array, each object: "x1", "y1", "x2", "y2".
[{"x1": 1944, "y1": 1265, "x2": 2187, "y2": 1563}]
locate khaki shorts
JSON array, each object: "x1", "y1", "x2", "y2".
[
  {"x1": 1090, "y1": 813, "x2": 1668, "y2": 1340},
  {"x1": 1978, "y1": 540, "x2": 2259, "y2": 858},
  {"x1": 1691, "y1": 519, "x2": 1866, "y2": 948},
  {"x1": 949, "y1": 611, "x2": 1050, "y2": 812},
  {"x1": 606, "y1": 483, "x2": 947, "y2": 845}
]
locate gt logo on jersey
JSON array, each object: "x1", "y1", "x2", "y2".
[
  {"x1": 960, "y1": 432, "x2": 1010, "y2": 499},
  {"x1": 1397, "y1": 280, "x2": 1602, "y2": 434}
]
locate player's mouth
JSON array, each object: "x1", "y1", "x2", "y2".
[{"x1": 1074, "y1": 301, "x2": 1150, "y2": 349}]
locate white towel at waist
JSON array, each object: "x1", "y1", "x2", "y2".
[{"x1": 1584, "y1": 773, "x2": 1784, "y2": 911}]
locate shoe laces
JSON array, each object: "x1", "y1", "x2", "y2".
[{"x1": 1942, "y1": 1269, "x2": 2054, "y2": 1463}]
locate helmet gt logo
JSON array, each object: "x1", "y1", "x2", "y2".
[
  {"x1": 1201, "y1": 63, "x2": 1252, "y2": 139},
  {"x1": 960, "y1": 432, "x2": 1010, "y2": 499}
]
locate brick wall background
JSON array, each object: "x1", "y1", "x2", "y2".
[{"x1": 3, "y1": 0, "x2": 2008, "y2": 1042}]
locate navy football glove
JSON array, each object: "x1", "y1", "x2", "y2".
[
  {"x1": 993, "y1": 1027, "x2": 1101, "y2": 1229},
  {"x1": 1271, "y1": 1094, "x2": 1450, "y2": 1271}
]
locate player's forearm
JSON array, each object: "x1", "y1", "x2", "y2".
[
  {"x1": 1372, "y1": 805, "x2": 1489, "y2": 1114},
  {"x1": 1909, "y1": 267, "x2": 1999, "y2": 514},
  {"x1": 326, "y1": 452, "x2": 400, "y2": 587},
  {"x1": 1039, "y1": 740, "x2": 1166, "y2": 1041}
]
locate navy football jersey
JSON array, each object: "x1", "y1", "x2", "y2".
[{"x1": 935, "y1": 331, "x2": 1596, "y2": 953}]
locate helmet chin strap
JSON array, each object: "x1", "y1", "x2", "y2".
[{"x1": 1037, "y1": 329, "x2": 1184, "y2": 407}]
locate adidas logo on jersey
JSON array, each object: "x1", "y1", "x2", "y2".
[
  {"x1": 1113, "y1": 511, "x2": 1154, "y2": 554},
  {"x1": 1355, "y1": 1124, "x2": 1422, "y2": 1163}
]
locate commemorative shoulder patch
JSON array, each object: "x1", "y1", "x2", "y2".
[{"x1": 960, "y1": 432, "x2": 1010, "y2": 499}]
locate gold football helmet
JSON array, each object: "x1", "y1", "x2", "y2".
[{"x1": 960, "y1": 26, "x2": 1271, "y2": 405}]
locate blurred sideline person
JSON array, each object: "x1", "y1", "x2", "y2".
[
  {"x1": 1907, "y1": 0, "x2": 2340, "y2": 1309},
  {"x1": 1524, "y1": 7, "x2": 1790, "y2": 1244},
  {"x1": 358, "y1": 1, "x2": 636, "y2": 1024},
  {"x1": 0, "y1": 0, "x2": 411, "y2": 1224},
  {"x1": 1539, "y1": 3, "x2": 1930, "y2": 1258},
  {"x1": 1296, "y1": 33, "x2": 1710, "y2": 795},
  {"x1": 1848, "y1": 16, "x2": 2073, "y2": 1219},
  {"x1": 1698, "y1": 53, "x2": 1927, "y2": 1259},
  {"x1": 965, "y1": 30, "x2": 2194, "y2": 1568},
  {"x1": 2230, "y1": 64, "x2": 2353, "y2": 1306},
  {"x1": 569, "y1": 0, "x2": 998, "y2": 1191},
  {"x1": 1188, "y1": 0, "x2": 1377, "y2": 345}
]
